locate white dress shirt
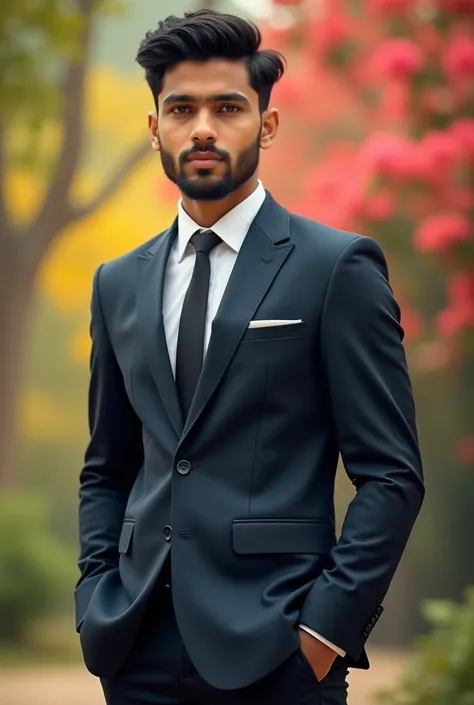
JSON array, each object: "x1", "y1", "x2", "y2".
[{"x1": 162, "y1": 180, "x2": 345, "y2": 658}]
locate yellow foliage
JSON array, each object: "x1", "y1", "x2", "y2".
[
  {"x1": 83, "y1": 66, "x2": 154, "y2": 146},
  {"x1": 7, "y1": 171, "x2": 47, "y2": 228},
  {"x1": 6, "y1": 124, "x2": 62, "y2": 227},
  {"x1": 39, "y1": 157, "x2": 175, "y2": 313},
  {"x1": 29, "y1": 66, "x2": 176, "y2": 329},
  {"x1": 70, "y1": 327, "x2": 92, "y2": 363},
  {"x1": 20, "y1": 390, "x2": 77, "y2": 441}
]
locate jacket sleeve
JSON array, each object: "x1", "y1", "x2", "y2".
[
  {"x1": 75, "y1": 264, "x2": 144, "y2": 628},
  {"x1": 299, "y1": 235, "x2": 425, "y2": 660}
]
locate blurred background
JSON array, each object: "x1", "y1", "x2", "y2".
[{"x1": 0, "y1": 0, "x2": 473, "y2": 703}]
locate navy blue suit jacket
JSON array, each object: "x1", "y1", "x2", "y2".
[{"x1": 76, "y1": 192, "x2": 424, "y2": 690}]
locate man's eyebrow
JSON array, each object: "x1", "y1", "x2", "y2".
[
  {"x1": 162, "y1": 92, "x2": 250, "y2": 106},
  {"x1": 211, "y1": 93, "x2": 249, "y2": 104}
]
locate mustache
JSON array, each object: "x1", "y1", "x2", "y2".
[{"x1": 179, "y1": 144, "x2": 230, "y2": 165}]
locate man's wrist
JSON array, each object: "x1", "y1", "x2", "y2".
[{"x1": 298, "y1": 623, "x2": 346, "y2": 658}]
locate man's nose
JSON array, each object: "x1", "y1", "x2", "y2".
[{"x1": 190, "y1": 111, "x2": 218, "y2": 144}]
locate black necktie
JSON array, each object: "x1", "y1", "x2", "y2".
[{"x1": 176, "y1": 229, "x2": 222, "y2": 418}]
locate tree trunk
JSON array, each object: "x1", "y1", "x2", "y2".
[{"x1": 0, "y1": 246, "x2": 35, "y2": 487}]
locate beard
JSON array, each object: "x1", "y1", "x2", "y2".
[{"x1": 158, "y1": 133, "x2": 261, "y2": 201}]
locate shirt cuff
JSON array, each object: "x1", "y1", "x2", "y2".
[{"x1": 298, "y1": 623, "x2": 346, "y2": 658}]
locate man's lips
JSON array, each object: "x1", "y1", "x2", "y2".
[{"x1": 186, "y1": 152, "x2": 224, "y2": 167}]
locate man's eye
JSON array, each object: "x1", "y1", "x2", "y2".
[
  {"x1": 171, "y1": 106, "x2": 191, "y2": 114},
  {"x1": 219, "y1": 105, "x2": 240, "y2": 113}
]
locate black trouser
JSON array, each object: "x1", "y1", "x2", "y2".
[{"x1": 101, "y1": 587, "x2": 349, "y2": 705}]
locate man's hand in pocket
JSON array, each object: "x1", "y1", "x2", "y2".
[{"x1": 298, "y1": 628, "x2": 338, "y2": 682}]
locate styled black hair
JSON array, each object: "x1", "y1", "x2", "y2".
[{"x1": 136, "y1": 10, "x2": 286, "y2": 112}]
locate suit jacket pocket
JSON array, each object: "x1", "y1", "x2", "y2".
[
  {"x1": 232, "y1": 519, "x2": 336, "y2": 554},
  {"x1": 241, "y1": 321, "x2": 305, "y2": 343}
]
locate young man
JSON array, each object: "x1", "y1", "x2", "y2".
[{"x1": 76, "y1": 10, "x2": 424, "y2": 705}]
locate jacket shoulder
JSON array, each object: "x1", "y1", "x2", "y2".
[
  {"x1": 94, "y1": 228, "x2": 169, "y2": 293},
  {"x1": 103, "y1": 231, "x2": 164, "y2": 271},
  {"x1": 288, "y1": 212, "x2": 385, "y2": 267},
  {"x1": 290, "y1": 212, "x2": 360, "y2": 252}
]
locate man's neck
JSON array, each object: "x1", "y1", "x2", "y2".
[{"x1": 180, "y1": 177, "x2": 259, "y2": 228}]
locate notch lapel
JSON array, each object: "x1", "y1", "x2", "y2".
[
  {"x1": 180, "y1": 193, "x2": 294, "y2": 443},
  {"x1": 137, "y1": 220, "x2": 183, "y2": 437}
]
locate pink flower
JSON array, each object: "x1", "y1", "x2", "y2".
[
  {"x1": 363, "y1": 191, "x2": 397, "y2": 221},
  {"x1": 358, "y1": 132, "x2": 415, "y2": 179},
  {"x1": 437, "y1": 302, "x2": 474, "y2": 337},
  {"x1": 303, "y1": 155, "x2": 365, "y2": 230},
  {"x1": 310, "y1": 166, "x2": 363, "y2": 214},
  {"x1": 373, "y1": 39, "x2": 424, "y2": 80},
  {"x1": 444, "y1": 35, "x2": 474, "y2": 78},
  {"x1": 308, "y1": 14, "x2": 352, "y2": 55},
  {"x1": 414, "y1": 213, "x2": 471, "y2": 252},
  {"x1": 413, "y1": 131, "x2": 461, "y2": 180},
  {"x1": 450, "y1": 119, "x2": 474, "y2": 161},
  {"x1": 437, "y1": 273, "x2": 474, "y2": 337},
  {"x1": 449, "y1": 273, "x2": 474, "y2": 307}
]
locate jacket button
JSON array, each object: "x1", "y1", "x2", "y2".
[
  {"x1": 176, "y1": 460, "x2": 191, "y2": 475},
  {"x1": 164, "y1": 525, "x2": 172, "y2": 541}
]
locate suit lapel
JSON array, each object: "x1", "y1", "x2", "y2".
[
  {"x1": 180, "y1": 193, "x2": 294, "y2": 442},
  {"x1": 137, "y1": 220, "x2": 183, "y2": 438}
]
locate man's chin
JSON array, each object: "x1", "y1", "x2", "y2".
[{"x1": 178, "y1": 177, "x2": 234, "y2": 201}]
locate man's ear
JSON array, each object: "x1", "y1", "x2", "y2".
[
  {"x1": 260, "y1": 107, "x2": 279, "y2": 150},
  {"x1": 148, "y1": 111, "x2": 160, "y2": 152}
]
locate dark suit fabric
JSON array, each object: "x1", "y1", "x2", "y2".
[
  {"x1": 100, "y1": 584, "x2": 349, "y2": 705},
  {"x1": 76, "y1": 193, "x2": 424, "y2": 698}
]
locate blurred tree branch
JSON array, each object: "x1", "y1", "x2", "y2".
[
  {"x1": 33, "y1": 0, "x2": 95, "y2": 251},
  {"x1": 69, "y1": 140, "x2": 151, "y2": 223}
]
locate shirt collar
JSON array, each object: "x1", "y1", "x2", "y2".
[{"x1": 176, "y1": 180, "x2": 266, "y2": 262}]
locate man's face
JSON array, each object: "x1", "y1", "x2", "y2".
[{"x1": 149, "y1": 59, "x2": 277, "y2": 201}]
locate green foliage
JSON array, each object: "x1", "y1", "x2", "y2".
[
  {"x1": 0, "y1": 491, "x2": 76, "y2": 644},
  {"x1": 0, "y1": 0, "x2": 124, "y2": 125},
  {"x1": 0, "y1": 1, "x2": 80, "y2": 123},
  {"x1": 378, "y1": 588, "x2": 474, "y2": 705}
]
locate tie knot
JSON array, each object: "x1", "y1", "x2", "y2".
[{"x1": 190, "y1": 229, "x2": 221, "y2": 255}]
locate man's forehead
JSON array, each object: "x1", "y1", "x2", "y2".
[{"x1": 161, "y1": 58, "x2": 253, "y2": 95}]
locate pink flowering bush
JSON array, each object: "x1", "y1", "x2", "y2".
[
  {"x1": 373, "y1": 38, "x2": 424, "y2": 80},
  {"x1": 273, "y1": 0, "x2": 474, "y2": 364},
  {"x1": 262, "y1": 1, "x2": 474, "y2": 636}
]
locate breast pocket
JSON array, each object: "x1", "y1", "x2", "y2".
[
  {"x1": 241, "y1": 321, "x2": 305, "y2": 343},
  {"x1": 118, "y1": 519, "x2": 136, "y2": 555}
]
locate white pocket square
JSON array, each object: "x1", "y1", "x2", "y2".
[{"x1": 248, "y1": 319, "x2": 303, "y2": 329}]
